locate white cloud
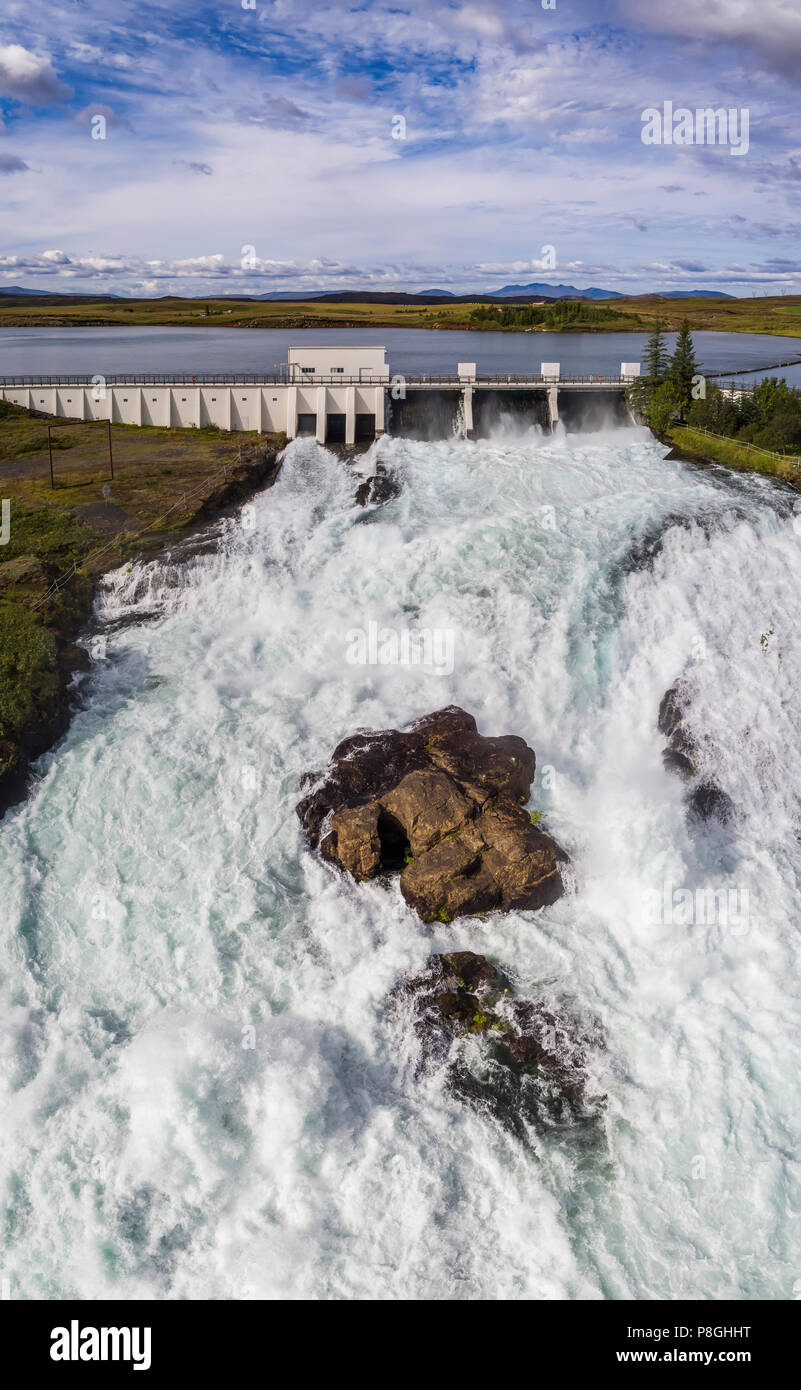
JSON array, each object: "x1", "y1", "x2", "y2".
[
  {"x1": 0, "y1": 43, "x2": 72, "y2": 105},
  {"x1": 0, "y1": 1, "x2": 796, "y2": 296},
  {"x1": 616, "y1": 0, "x2": 801, "y2": 81}
]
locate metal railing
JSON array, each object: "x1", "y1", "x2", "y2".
[
  {"x1": 1, "y1": 373, "x2": 290, "y2": 386},
  {"x1": 0, "y1": 372, "x2": 634, "y2": 387},
  {"x1": 679, "y1": 425, "x2": 801, "y2": 470}
]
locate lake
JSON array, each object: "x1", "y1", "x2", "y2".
[{"x1": 1, "y1": 325, "x2": 800, "y2": 383}]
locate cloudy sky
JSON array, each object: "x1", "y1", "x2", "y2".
[{"x1": 0, "y1": 0, "x2": 799, "y2": 297}]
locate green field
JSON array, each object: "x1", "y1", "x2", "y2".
[{"x1": 1, "y1": 293, "x2": 801, "y2": 339}]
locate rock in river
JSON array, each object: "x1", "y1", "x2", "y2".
[
  {"x1": 297, "y1": 706, "x2": 568, "y2": 922},
  {"x1": 658, "y1": 681, "x2": 735, "y2": 825},
  {"x1": 354, "y1": 465, "x2": 402, "y2": 507},
  {"x1": 392, "y1": 951, "x2": 604, "y2": 1137}
]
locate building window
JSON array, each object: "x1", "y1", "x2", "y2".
[
  {"x1": 152, "y1": 398, "x2": 157, "y2": 403},
  {"x1": 301, "y1": 366, "x2": 315, "y2": 374},
  {"x1": 181, "y1": 397, "x2": 187, "y2": 402},
  {"x1": 331, "y1": 366, "x2": 344, "y2": 373},
  {"x1": 211, "y1": 397, "x2": 217, "y2": 402}
]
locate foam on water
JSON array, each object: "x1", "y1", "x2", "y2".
[{"x1": 1, "y1": 422, "x2": 800, "y2": 1299}]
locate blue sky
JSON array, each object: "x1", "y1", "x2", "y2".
[{"x1": 0, "y1": 0, "x2": 799, "y2": 297}]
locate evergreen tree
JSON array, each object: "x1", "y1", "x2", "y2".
[
  {"x1": 643, "y1": 317, "x2": 669, "y2": 384},
  {"x1": 667, "y1": 318, "x2": 698, "y2": 414}
]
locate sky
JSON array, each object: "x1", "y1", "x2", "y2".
[{"x1": 0, "y1": 0, "x2": 799, "y2": 298}]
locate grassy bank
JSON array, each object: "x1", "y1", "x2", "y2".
[
  {"x1": 667, "y1": 424, "x2": 801, "y2": 486},
  {"x1": 0, "y1": 404, "x2": 284, "y2": 815}
]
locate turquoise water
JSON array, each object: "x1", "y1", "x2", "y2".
[{"x1": 1, "y1": 419, "x2": 800, "y2": 1298}]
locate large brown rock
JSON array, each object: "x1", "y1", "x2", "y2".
[
  {"x1": 297, "y1": 705, "x2": 568, "y2": 922},
  {"x1": 381, "y1": 769, "x2": 474, "y2": 856},
  {"x1": 325, "y1": 803, "x2": 382, "y2": 879}
]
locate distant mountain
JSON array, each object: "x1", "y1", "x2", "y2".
[
  {"x1": 654, "y1": 290, "x2": 734, "y2": 299},
  {"x1": 490, "y1": 282, "x2": 624, "y2": 300},
  {"x1": 250, "y1": 290, "x2": 319, "y2": 300},
  {"x1": 0, "y1": 285, "x2": 54, "y2": 296},
  {"x1": 253, "y1": 287, "x2": 459, "y2": 301},
  {"x1": 0, "y1": 282, "x2": 737, "y2": 305},
  {"x1": 0, "y1": 285, "x2": 123, "y2": 300}
]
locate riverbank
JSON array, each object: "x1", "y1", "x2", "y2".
[
  {"x1": 663, "y1": 424, "x2": 801, "y2": 488},
  {"x1": 0, "y1": 411, "x2": 285, "y2": 817}
]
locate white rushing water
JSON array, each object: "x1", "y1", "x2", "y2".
[{"x1": 2, "y1": 419, "x2": 801, "y2": 1300}]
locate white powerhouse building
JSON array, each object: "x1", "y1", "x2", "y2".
[{"x1": 0, "y1": 347, "x2": 640, "y2": 440}]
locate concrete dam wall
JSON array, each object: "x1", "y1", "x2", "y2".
[{"x1": 0, "y1": 348, "x2": 641, "y2": 443}]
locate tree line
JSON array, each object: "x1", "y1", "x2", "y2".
[
  {"x1": 469, "y1": 301, "x2": 632, "y2": 329},
  {"x1": 628, "y1": 318, "x2": 801, "y2": 450}
]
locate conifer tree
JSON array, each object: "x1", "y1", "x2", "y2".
[
  {"x1": 668, "y1": 318, "x2": 699, "y2": 412},
  {"x1": 643, "y1": 317, "x2": 669, "y2": 383}
]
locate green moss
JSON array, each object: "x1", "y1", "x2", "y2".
[
  {"x1": 528, "y1": 808, "x2": 546, "y2": 825},
  {"x1": 1, "y1": 502, "x2": 95, "y2": 570},
  {"x1": 0, "y1": 602, "x2": 59, "y2": 746},
  {"x1": 436, "y1": 906, "x2": 451, "y2": 923}
]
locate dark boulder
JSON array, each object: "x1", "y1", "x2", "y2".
[
  {"x1": 297, "y1": 706, "x2": 567, "y2": 921},
  {"x1": 355, "y1": 466, "x2": 402, "y2": 507},
  {"x1": 658, "y1": 681, "x2": 736, "y2": 826},
  {"x1": 393, "y1": 951, "x2": 604, "y2": 1138},
  {"x1": 688, "y1": 781, "x2": 735, "y2": 825},
  {"x1": 658, "y1": 680, "x2": 697, "y2": 779}
]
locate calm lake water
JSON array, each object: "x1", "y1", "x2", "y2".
[{"x1": 0, "y1": 326, "x2": 800, "y2": 383}]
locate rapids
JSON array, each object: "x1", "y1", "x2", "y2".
[{"x1": 2, "y1": 418, "x2": 800, "y2": 1299}]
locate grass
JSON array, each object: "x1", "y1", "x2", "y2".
[
  {"x1": 0, "y1": 498, "x2": 96, "y2": 782},
  {"x1": 0, "y1": 401, "x2": 80, "y2": 460},
  {"x1": 669, "y1": 425, "x2": 801, "y2": 485},
  {"x1": 0, "y1": 415, "x2": 283, "y2": 559}
]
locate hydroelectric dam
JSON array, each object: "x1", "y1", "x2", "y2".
[{"x1": 0, "y1": 346, "x2": 642, "y2": 443}]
